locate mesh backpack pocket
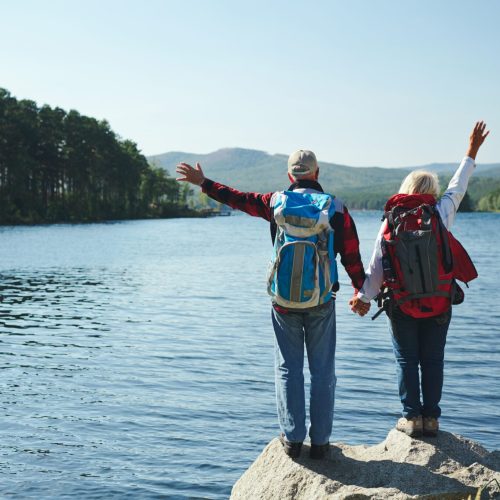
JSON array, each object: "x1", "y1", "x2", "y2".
[
  {"x1": 395, "y1": 230, "x2": 439, "y2": 295},
  {"x1": 269, "y1": 239, "x2": 320, "y2": 306}
]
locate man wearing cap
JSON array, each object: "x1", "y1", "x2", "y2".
[{"x1": 176, "y1": 150, "x2": 368, "y2": 459}]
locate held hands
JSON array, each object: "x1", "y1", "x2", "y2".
[
  {"x1": 176, "y1": 162, "x2": 206, "y2": 186},
  {"x1": 349, "y1": 296, "x2": 371, "y2": 317},
  {"x1": 467, "y1": 121, "x2": 490, "y2": 160}
]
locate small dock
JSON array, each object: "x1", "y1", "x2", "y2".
[{"x1": 200, "y1": 208, "x2": 232, "y2": 217}]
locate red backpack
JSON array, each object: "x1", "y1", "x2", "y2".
[{"x1": 376, "y1": 193, "x2": 478, "y2": 319}]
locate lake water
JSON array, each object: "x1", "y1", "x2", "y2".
[{"x1": 0, "y1": 212, "x2": 498, "y2": 499}]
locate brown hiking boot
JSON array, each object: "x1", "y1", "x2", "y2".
[
  {"x1": 423, "y1": 417, "x2": 439, "y2": 437},
  {"x1": 396, "y1": 416, "x2": 423, "y2": 437}
]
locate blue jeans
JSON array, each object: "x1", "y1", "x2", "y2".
[
  {"x1": 271, "y1": 300, "x2": 336, "y2": 445},
  {"x1": 388, "y1": 307, "x2": 451, "y2": 419}
]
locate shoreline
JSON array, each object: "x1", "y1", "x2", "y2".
[
  {"x1": 0, "y1": 209, "x2": 216, "y2": 227},
  {"x1": 1, "y1": 208, "x2": 499, "y2": 227}
]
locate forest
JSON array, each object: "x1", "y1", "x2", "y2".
[{"x1": 0, "y1": 88, "x2": 196, "y2": 224}]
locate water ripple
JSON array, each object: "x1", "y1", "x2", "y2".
[{"x1": 0, "y1": 214, "x2": 498, "y2": 499}]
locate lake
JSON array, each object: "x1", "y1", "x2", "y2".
[{"x1": 0, "y1": 212, "x2": 498, "y2": 499}]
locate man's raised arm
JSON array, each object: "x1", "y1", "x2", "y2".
[{"x1": 176, "y1": 162, "x2": 273, "y2": 220}]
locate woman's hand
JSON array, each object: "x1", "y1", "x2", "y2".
[
  {"x1": 467, "y1": 121, "x2": 490, "y2": 160},
  {"x1": 176, "y1": 162, "x2": 206, "y2": 186},
  {"x1": 349, "y1": 296, "x2": 371, "y2": 317}
]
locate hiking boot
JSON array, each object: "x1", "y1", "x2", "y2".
[
  {"x1": 310, "y1": 442, "x2": 330, "y2": 460},
  {"x1": 423, "y1": 417, "x2": 439, "y2": 437},
  {"x1": 396, "y1": 416, "x2": 423, "y2": 437},
  {"x1": 279, "y1": 433, "x2": 302, "y2": 458}
]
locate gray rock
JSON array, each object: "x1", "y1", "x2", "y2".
[{"x1": 231, "y1": 430, "x2": 500, "y2": 499}]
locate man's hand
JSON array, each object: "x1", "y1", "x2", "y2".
[
  {"x1": 467, "y1": 121, "x2": 490, "y2": 160},
  {"x1": 176, "y1": 162, "x2": 206, "y2": 186},
  {"x1": 349, "y1": 296, "x2": 371, "y2": 317}
]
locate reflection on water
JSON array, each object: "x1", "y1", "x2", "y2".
[{"x1": 0, "y1": 215, "x2": 498, "y2": 499}]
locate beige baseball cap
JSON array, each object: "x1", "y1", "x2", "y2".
[{"x1": 287, "y1": 149, "x2": 318, "y2": 177}]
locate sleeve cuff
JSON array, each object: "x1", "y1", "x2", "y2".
[
  {"x1": 357, "y1": 292, "x2": 371, "y2": 303},
  {"x1": 464, "y1": 156, "x2": 476, "y2": 167},
  {"x1": 200, "y1": 178, "x2": 213, "y2": 192}
]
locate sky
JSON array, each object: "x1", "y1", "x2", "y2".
[{"x1": 1, "y1": 0, "x2": 499, "y2": 167}]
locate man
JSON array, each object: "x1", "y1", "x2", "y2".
[{"x1": 176, "y1": 150, "x2": 369, "y2": 459}]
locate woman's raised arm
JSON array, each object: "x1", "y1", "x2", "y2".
[{"x1": 437, "y1": 121, "x2": 490, "y2": 229}]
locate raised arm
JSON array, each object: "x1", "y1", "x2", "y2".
[
  {"x1": 176, "y1": 162, "x2": 273, "y2": 220},
  {"x1": 437, "y1": 121, "x2": 490, "y2": 229}
]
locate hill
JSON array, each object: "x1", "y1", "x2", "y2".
[{"x1": 149, "y1": 148, "x2": 500, "y2": 210}]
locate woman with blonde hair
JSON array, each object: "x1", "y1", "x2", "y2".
[
  {"x1": 399, "y1": 170, "x2": 440, "y2": 199},
  {"x1": 350, "y1": 122, "x2": 489, "y2": 437}
]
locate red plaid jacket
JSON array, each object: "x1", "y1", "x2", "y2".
[{"x1": 201, "y1": 178, "x2": 366, "y2": 294}]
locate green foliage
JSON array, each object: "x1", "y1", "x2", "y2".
[
  {"x1": 457, "y1": 192, "x2": 474, "y2": 212},
  {"x1": 197, "y1": 192, "x2": 221, "y2": 209},
  {"x1": 477, "y1": 188, "x2": 500, "y2": 211},
  {"x1": 333, "y1": 188, "x2": 392, "y2": 211},
  {"x1": 426, "y1": 174, "x2": 500, "y2": 212},
  {"x1": 0, "y1": 88, "x2": 194, "y2": 224}
]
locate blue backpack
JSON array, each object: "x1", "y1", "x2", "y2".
[{"x1": 267, "y1": 190, "x2": 338, "y2": 309}]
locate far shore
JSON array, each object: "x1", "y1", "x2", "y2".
[{"x1": 1, "y1": 207, "x2": 499, "y2": 228}]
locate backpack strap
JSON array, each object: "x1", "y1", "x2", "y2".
[
  {"x1": 269, "y1": 193, "x2": 278, "y2": 244},
  {"x1": 386, "y1": 203, "x2": 435, "y2": 237},
  {"x1": 384, "y1": 210, "x2": 395, "y2": 236},
  {"x1": 386, "y1": 206, "x2": 410, "y2": 237},
  {"x1": 317, "y1": 228, "x2": 333, "y2": 300},
  {"x1": 371, "y1": 287, "x2": 394, "y2": 320},
  {"x1": 395, "y1": 289, "x2": 452, "y2": 306}
]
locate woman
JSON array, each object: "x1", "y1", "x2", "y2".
[{"x1": 350, "y1": 122, "x2": 489, "y2": 437}]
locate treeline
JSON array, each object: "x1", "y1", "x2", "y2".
[
  {"x1": 338, "y1": 181, "x2": 494, "y2": 212},
  {"x1": 478, "y1": 188, "x2": 500, "y2": 211},
  {"x1": 0, "y1": 88, "x2": 195, "y2": 224},
  {"x1": 337, "y1": 192, "x2": 391, "y2": 211},
  {"x1": 334, "y1": 185, "x2": 400, "y2": 211}
]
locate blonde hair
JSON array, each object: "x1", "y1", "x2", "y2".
[{"x1": 399, "y1": 170, "x2": 440, "y2": 198}]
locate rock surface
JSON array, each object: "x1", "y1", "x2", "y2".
[{"x1": 231, "y1": 430, "x2": 500, "y2": 499}]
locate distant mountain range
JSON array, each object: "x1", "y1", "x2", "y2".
[{"x1": 149, "y1": 148, "x2": 500, "y2": 209}]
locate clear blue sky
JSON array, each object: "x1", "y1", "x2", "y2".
[{"x1": 1, "y1": 0, "x2": 499, "y2": 166}]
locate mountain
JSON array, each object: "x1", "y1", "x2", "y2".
[
  {"x1": 149, "y1": 148, "x2": 407, "y2": 193},
  {"x1": 149, "y1": 148, "x2": 500, "y2": 210},
  {"x1": 402, "y1": 162, "x2": 500, "y2": 178}
]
